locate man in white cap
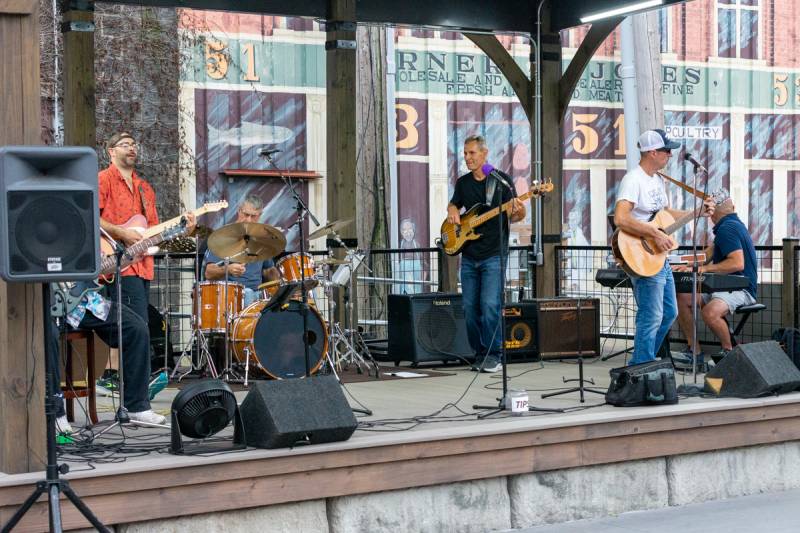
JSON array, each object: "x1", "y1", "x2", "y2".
[{"x1": 614, "y1": 129, "x2": 715, "y2": 366}]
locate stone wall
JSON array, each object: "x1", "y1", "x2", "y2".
[{"x1": 97, "y1": 441, "x2": 800, "y2": 532}]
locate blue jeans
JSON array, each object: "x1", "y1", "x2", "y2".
[
  {"x1": 461, "y1": 255, "x2": 504, "y2": 358},
  {"x1": 629, "y1": 261, "x2": 678, "y2": 365}
]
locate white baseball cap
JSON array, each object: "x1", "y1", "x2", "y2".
[{"x1": 637, "y1": 129, "x2": 681, "y2": 152}]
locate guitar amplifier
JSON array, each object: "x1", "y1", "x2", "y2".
[
  {"x1": 524, "y1": 297, "x2": 600, "y2": 359},
  {"x1": 503, "y1": 302, "x2": 540, "y2": 362},
  {"x1": 388, "y1": 293, "x2": 473, "y2": 364}
]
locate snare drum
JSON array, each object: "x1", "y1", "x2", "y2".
[
  {"x1": 194, "y1": 281, "x2": 244, "y2": 333},
  {"x1": 230, "y1": 299, "x2": 328, "y2": 379}
]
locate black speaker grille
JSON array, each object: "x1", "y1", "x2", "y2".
[
  {"x1": 416, "y1": 305, "x2": 458, "y2": 353},
  {"x1": 8, "y1": 191, "x2": 93, "y2": 274}
]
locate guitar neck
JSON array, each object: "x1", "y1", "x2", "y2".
[
  {"x1": 469, "y1": 190, "x2": 533, "y2": 229},
  {"x1": 662, "y1": 208, "x2": 702, "y2": 235},
  {"x1": 100, "y1": 232, "x2": 166, "y2": 274}
]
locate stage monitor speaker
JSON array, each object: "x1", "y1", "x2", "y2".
[
  {"x1": 0, "y1": 146, "x2": 99, "y2": 282},
  {"x1": 239, "y1": 374, "x2": 357, "y2": 449},
  {"x1": 388, "y1": 293, "x2": 472, "y2": 364},
  {"x1": 704, "y1": 341, "x2": 800, "y2": 398},
  {"x1": 503, "y1": 302, "x2": 539, "y2": 362},
  {"x1": 526, "y1": 297, "x2": 600, "y2": 359}
]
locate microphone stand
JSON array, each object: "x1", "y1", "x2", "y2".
[
  {"x1": 688, "y1": 162, "x2": 709, "y2": 383},
  {"x1": 261, "y1": 152, "x2": 319, "y2": 377},
  {"x1": 474, "y1": 173, "x2": 562, "y2": 417}
]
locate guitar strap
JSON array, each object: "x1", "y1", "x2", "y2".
[
  {"x1": 485, "y1": 174, "x2": 497, "y2": 207},
  {"x1": 138, "y1": 183, "x2": 149, "y2": 217}
]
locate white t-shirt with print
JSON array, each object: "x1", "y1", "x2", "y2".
[{"x1": 616, "y1": 165, "x2": 668, "y2": 222}]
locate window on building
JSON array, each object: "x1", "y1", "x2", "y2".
[
  {"x1": 658, "y1": 7, "x2": 672, "y2": 53},
  {"x1": 717, "y1": 0, "x2": 760, "y2": 59}
]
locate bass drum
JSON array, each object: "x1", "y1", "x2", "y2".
[{"x1": 230, "y1": 299, "x2": 328, "y2": 379}]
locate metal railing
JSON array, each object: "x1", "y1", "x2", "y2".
[{"x1": 555, "y1": 245, "x2": 789, "y2": 350}]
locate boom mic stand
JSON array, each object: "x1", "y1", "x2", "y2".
[
  {"x1": 1, "y1": 287, "x2": 110, "y2": 533},
  {"x1": 687, "y1": 157, "x2": 709, "y2": 383},
  {"x1": 474, "y1": 173, "x2": 562, "y2": 418},
  {"x1": 261, "y1": 151, "x2": 319, "y2": 378}
]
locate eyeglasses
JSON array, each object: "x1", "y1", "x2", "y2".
[
  {"x1": 114, "y1": 142, "x2": 138, "y2": 150},
  {"x1": 239, "y1": 210, "x2": 261, "y2": 218}
]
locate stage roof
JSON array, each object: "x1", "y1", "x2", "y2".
[{"x1": 96, "y1": 0, "x2": 688, "y2": 33}]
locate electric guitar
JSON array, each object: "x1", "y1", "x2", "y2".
[
  {"x1": 439, "y1": 180, "x2": 554, "y2": 256},
  {"x1": 140, "y1": 200, "x2": 228, "y2": 239},
  {"x1": 99, "y1": 200, "x2": 227, "y2": 276},
  {"x1": 611, "y1": 189, "x2": 727, "y2": 277}
]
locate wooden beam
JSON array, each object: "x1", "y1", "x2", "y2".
[
  {"x1": 558, "y1": 18, "x2": 621, "y2": 120},
  {"x1": 62, "y1": 7, "x2": 96, "y2": 147},
  {"x1": 0, "y1": 0, "x2": 46, "y2": 476},
  {"x1": 464, "y1": 33, "x2": 532, "y2": 120},
  {"x1": 535, "y1": 31, "x2": 564, "y2": 298}
]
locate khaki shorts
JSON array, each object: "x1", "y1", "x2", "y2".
[{"x1": 702, "y1": 289, "x2": 756, "y2": 315}]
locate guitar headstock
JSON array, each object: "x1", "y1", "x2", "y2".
[
  {"x1": 198, "y1": 200, "x2": 228, "y2": 214},
  {"x1": 531, "y1": 178, "x2": 555, "y2": 197}
]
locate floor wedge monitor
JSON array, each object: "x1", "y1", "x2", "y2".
[{"x1": 704, "y1": 341, "x2": 800, "y2": 398}]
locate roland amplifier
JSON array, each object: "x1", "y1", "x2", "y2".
[
  {"x1": 525, "y1": 297, "x2": 600, "y2": 360},
  {"x1": 388, "y1": 293, "x2": 472, "y2": 364}
]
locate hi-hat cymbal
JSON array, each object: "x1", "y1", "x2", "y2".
[
  {"x1": 207, "y1": 222, "x2": 286, "y2": 263},
  {"x1": 308, "y1": 218, "x2": 353, "y2": 240},
  {"x1": 317, "y1": 258, "x2": 350, "y2": 266},
  {"x1": 158, "y1": 236, "x2": 197, "y2": 254}
]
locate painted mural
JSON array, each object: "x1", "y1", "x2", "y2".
[{"x1": 177, "y1": 2, "x2": 800, "y2": 259}]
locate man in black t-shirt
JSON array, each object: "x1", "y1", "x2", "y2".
[{"x1": 447, "y1": 135, "x2": 525, "y2": 372}]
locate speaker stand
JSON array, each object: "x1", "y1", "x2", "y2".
[{"x1": 1, "y1": 286, "x2": 110, "y2": 533}]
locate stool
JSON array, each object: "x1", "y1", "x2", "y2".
[
  {"x1": 61, "y1": 329, "x2": 99, "y2": 424},
  {"x1": 728, "y1": 303, "x2": 767, "y2": 347}
]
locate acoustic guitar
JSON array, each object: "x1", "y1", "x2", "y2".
[
  {"x1": 439, "y1": 180, "x2": 553, "y2": 256},
  {"x1": 611, "y1": 190, "x2": 726, "y2": 277}
]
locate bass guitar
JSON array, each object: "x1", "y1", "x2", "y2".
[
  {"x1": 611, "y1": 189, "x2": 726, "y2": 277},
  {"x1": 439, "y1": 180, "x2": 554, "y2": 256}
]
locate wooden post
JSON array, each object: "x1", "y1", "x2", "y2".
[
  {"x1": 62, "y1": 2, "x2": 96, "y2": 147},
  {"x1": 0, "y1": 0, "x2": 46, "y2": 475},
  {"x1": 535, "y1": 30, "x2": 564, "y2": 298},
  {"x1": 633, "y1": 11, "x2": 664, "y2": 132},
  {"x1": 326, "y1": 0, "x2": 357, "y2": 324},
  {"x1": 783, "y1": 238, "x2": 798, "y2": 329},
  {"x1": 438, "y1": 253, "x2": 459, "y2": 293}
]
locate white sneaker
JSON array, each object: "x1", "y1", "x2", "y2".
[
  {"x1": 128, "y1": 409, "x2": 167, "y2": 425},
  {"x1": 55, "y1": 415, "x2": 74, "y2": 435}
]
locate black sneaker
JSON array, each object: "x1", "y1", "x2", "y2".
[
  {"x1": 672, "y1": 349, "x2": 704, "y2": 370},
  {"x1": 481, "y1": 356, "x2": 502, "y2": 373},
  {"x1": 711, "y1": 349, "x2": 731, "y2": 365},
  {"x1": 470, "y1": 356, "x2": 485, "y2": 372}
]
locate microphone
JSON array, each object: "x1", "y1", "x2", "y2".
[
  {"x1": 481, "y1": 163, "x2": 512, "y2": 190},
  {"x1": 684, "y1": 153, "x2": 707, "y2": 174},
  {"x1": 258, "y1": 147, "x2": 282, "y2": 157}
]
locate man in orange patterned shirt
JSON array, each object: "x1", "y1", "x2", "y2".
[{"x1": 96, "y1": 132, "x2": 195, "y2": 423}]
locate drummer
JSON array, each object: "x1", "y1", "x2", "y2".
[{"x1": 204, "y1": 195, "x2": 281, "y2": 306}]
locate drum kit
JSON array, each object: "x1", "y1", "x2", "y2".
[{"x1": 172, "y1": 217, "x2": 377, "y2": 384}]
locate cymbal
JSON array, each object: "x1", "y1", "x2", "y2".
[
  {"x1": 207, "y1": 222, "x2": 286, "y2": 264},
  {"x1": 316, "y1": 258, "x2": 350, "y2": 266},
  {"x1": 308, "y1": 218, "x2": 353, "y2": 240}
]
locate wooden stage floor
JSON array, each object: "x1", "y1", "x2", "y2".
[{"x1": 3, "y1": 343, "x2": 800, "y2": 531}]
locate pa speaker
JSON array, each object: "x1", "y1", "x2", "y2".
[
  {"x1": 388, "y1": 293, "x2": 472, "y2": 364},
  {"x1": 704, "y1": 341, "x2": 800, "y2": 398},
  {"x1": 239, "y1": 374, "x2": 357, "y2": 449},
  {"x1": 0, "y1": 146, "x2": 99, "y2": 282}
]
